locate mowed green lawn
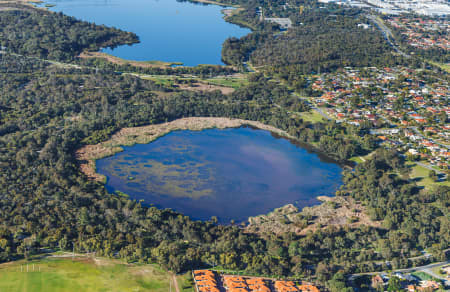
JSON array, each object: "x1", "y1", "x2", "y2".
[
  {"x1": 406, "y1": 162, "x2": 450, "y2": 190},
  {"x1": 298, "y1": 110, "x2": 325, "y2": 123},
  {"x1": 204, "y1": 77, "x2": 248, "y2": 89},
  {"x1": 0, "y1": 256, "x2": 172, "y2": 292}
]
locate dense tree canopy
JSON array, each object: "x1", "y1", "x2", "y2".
[{"x1": 0, "y1": 6, "x2": 138, "y2": 61}]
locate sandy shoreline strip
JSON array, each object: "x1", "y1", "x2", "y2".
[
  {"x1": 189, "y1": 0, "x2": 239, "y2": 8},
  {"x1": 76, "y1": 117, "x2": 293, "y2": 181},
  {"x1": 78, "y1": 52, "x2": 181, "y2": 69}
]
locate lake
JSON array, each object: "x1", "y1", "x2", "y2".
[
  {"x1": 46, "y1": 0, "x2": 251, "y2": 66},
  {"x1": 96, "y1": 127, "x2": 343, "y2": 223}
]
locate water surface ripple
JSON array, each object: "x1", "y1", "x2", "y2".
[
  {"x1": 96, "y1": 128, "x2": 343, "y2": 223},
  {"x1": 47, "y1": 0, "x2": 251, "y2": 65}
]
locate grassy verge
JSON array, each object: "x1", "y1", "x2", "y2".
[
  {"x1": 427, "y1": 60, "x2": 450, "y2": 73},
  {"x1": 299, "y1": 110, "x2": 325, "y2": 123},
  {"x1": 431, "y1": 267, "x2": 446, "y2": 278},
  {"x1": 205, "y1": 76, "x2": 248, "y2": 89},
  {"x1": 137, "y1": 74, "x2": 248, "y2": 89},
  {"x1": 349, "y1": 151, "x2": 375, "y2": 164},
  {"x1": 350, "y1": 156, "x2": 364, "y2": 164},
  {"x1": 177, "y1": 272, "x2": 196, "y2": 292},
  {"x1": 406, "y1": 162, "x2": 450, "y2": 190},
  {"x1": 0, "y1": 256, "x2": 172, "y2": 292},
  {"x1": 139, "y1": 75, "x2": 179, "y2": 86},
  {"x1": 412, "y1": 271, "x2": 434, "y2": 281}
]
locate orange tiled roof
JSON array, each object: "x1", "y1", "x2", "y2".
[
  {"x1": 229, "y1": 288, "x2": 249, "y2": 292},
  {"x1": 227, "y1": 281, "x2": 248, "y2": 288},
  {"x1": 298, "y1": 285, "x2": 320, "y2": 292},
  {"x1": 195, "y1": 275, "x2": 216, "y2": 281},
  {"x1": 246, "y1": 278, "x2": 266, "y2": 285},
  {"x1": 225, "y1": 276, "x2": 246, "y2": 282},
  {"x1": 197, "y1": 280, "x2": 217, "y2": 287},
  {"x1": 275, "y1": 281, "x2": 298, "y2": 292},
  {"x1": 198, "y1": 287, "x2": 220, "y2": 292},
  {"x1": 248, "y1": 284, "x2": 271, "y2": 292},
  {"x1": 195, "y1": 270, "x2": 215, "y2": 275}
]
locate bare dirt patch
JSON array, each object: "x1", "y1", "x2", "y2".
[
  {"x1": 246, "y1": 196, "x2": 381, "y2": 236},
  {"x1": 79, "y1": 51, "x2": 179, "y2": 69},
  {"x1": 0, "y1": 0, "x2": 40, "y2": 11},
  {"x1": 189, "y1": 0, "x2": 236, "y2": 7},
  {"x1": 178, "y1": 82, "x2": 235, "y2": 94},
  {"x1": 0, "y1": 6, "x2": 19, "y2": 10},
  {"x1": 76, "y1": 117, "x2": 293, "y2": 181}
]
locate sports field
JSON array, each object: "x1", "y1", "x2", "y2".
[{"x1": 0, "y1": 255, "x2": 183, "y2": 292}]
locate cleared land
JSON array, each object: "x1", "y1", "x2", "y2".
[
  {"x1": 178, "y1": 82, "x2": 235, "y2": 94},
  {"x1": 137, "y1": 74, "x2": 247, "y2": 94},
  {"x1": 406, "y1": 162, "x2": 450, "y2": 190},
  {"x1": 427, "y1": 60, "x2": 450, "y2": 73},
  {"x1": 0, "y1": 256, "x2": 181, "y2": 292},
  {"x1": 204, "y1": 76, "x2": 248, "y2": 89},
  {"x1": 79, "y1": 51, "x2": 182, "y2": 68},
  {"x1": 246, "y1": 196, "x2": 381, "y2": 236},
  {"x1": 298, "y1": 110, "x2": 325, "y2": 123},
  {"x1": 76, "y1": 117, "x2": 294, "y2": 181},
  {"x1": 189, "y1": 0, "x2": 239, "y2": 8}
]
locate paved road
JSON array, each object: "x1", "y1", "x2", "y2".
[
  {"x1": 415, "y1": 161, "x2": 445, "y2": 175},
  {"x1": 395, "y1": 261, "x2": 450, "y2": 286},
  {"x1": 350, "y1": 260, "x2": 450, "y2": 287},
  {"x1": 394, "y1": 261, "x2": 449, "y2": 274},
  {"x1": 292, "y1": 93, "x2": 331, "y2": 120},
  {"x1": 349, "y1": 261, "x2": 450, "y2": 281},
  {"x1": 312, "y1": 106, "x2": 331, "y2": 120},
  {"x1": 422, "y1": 268, "x2": 450, "y2": 286},
  {"x1": 410, "y1": 126, "x2": 450, "y2": 150},
  {"x1": 366, "y1": 15, "x2": 409, "y2": 58}
]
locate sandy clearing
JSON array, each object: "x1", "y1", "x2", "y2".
[
  {"x1": 178, "y1": 82, "x2": 235, "y2": 94},
  {"x1": 79, "y1": 51, "x2": 179, "y2": 69},
  {"x1": 247, "y1": 196, "x2": 381, "y2": 236}
]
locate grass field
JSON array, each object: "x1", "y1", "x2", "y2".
[
  {"x1": 349, "y1": 156, "x2": 365, "y2": 164},
  {"x1": 177, "y1": 272, "x2": 195, "y2": 292},
  {"x1": 427, "y1": 60, "x2": 450, "y2": 73},
  {"x1": 406, "y1": 162, "x2": 450, "y2": 190},
  {"x1": 431, "y1": 266, "x2": 447, "y2": 278},
  {"x1": 349, "y1": 151, "x2": 376, "y2": 164},
  {"x1": 139, "y1": 75, "x2": 248, "y2": 90},
  {"x1": 298, "y1": 110, "x2": 325, "y2": 123},
  {"x1": 138, "y1": 74, "x2": 180, "y2": 86},
  {"x1": 412, "y1": 271, "x2": 437, "y2": 281},
  {"x1": 0, "y1": 256, "x2": 176, "y2": 292},
  {"x1": 204, "y1": 77, "x2": 248, "y2": 89}
]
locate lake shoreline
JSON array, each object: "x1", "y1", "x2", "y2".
[
  {"x1": 79, "y1": 51, "x2": 183, "y2": 68},
  {"x1": 186, "y1": 0, "x2": 240, "y2": 8},
  {"x1": 29, "y1": 0, "x2": 252, "y2": 67},
  {"x1": 76, "y1": 117, "x2": 296, "y2": 182},
  {"x1": 76, "y1": 117, "x2": 350, "y2": 182},
  {"x1": 44, "y1": 0, "x2": 251, "y2": 66}
]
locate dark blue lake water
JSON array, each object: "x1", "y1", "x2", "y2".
[
  {"x1": 96, "y1": 128, "x2": 343, "y2": 223},
  {"x1": 46, "y1": 0, "x2": 250, "y2": 66}
]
